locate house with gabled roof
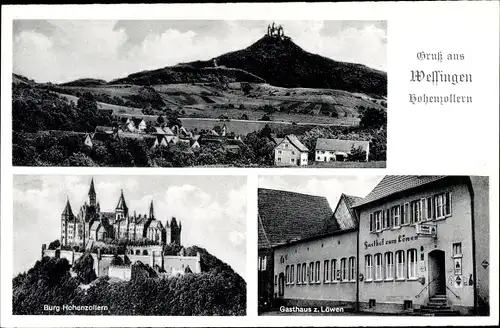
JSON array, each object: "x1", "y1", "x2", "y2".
[
  {"x1": 258, "y1": 188, "x2": 361, "y2": 310},
  {"x1": 273, "y1": 134, "x2": 309, "y2": 166},
  {"x1": 315, "y1": 138, "x2": 370, "y2": 162}
]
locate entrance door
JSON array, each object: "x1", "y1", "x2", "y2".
[
  {"x1": 335, "y1": 154, "x2": 345, "y2": 161},
  {"x1": 428, "y1": 250, "x2": 446, "y2": 296},
  {"x1": 278, "y1": 272, "x2": 285, "y2": 297}
]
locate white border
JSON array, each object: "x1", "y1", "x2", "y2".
[{"x1": 2, "y1": 1, "x2": 499, "y2": 327}]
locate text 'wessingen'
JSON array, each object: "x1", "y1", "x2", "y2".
[{"x1": 410, "y1": 70, "x2": 472, "y2": 86}]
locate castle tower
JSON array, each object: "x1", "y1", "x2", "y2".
[
  {"x1": 115, "y1": 189, "x2": 129, "y2": 239},
  {"x1": 88, "y1": 178, "x2": 97, "y2": 207},
  {"x1": 149, "y1": 200, "x2": 155, "y2": 219},
  {"x1": 170, "y1": 217, "x2": 182, "y2": 245},
  {"x1": 61, "y1": 197, "x2": 74, "y2": 246}
]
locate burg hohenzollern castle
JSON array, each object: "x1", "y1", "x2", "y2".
[
  {"x1": 61, "y1": 178, "x2": 181, "y2": 247},
  {"x1": 42, "y1": 178, "x2": 201, "y2": 281}
]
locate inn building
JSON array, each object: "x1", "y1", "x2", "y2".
[{"x1": 258, "y1": 176, "x2": 489, "y2": 315}]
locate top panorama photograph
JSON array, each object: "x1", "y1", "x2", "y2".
[{"x1": 12, "y1": 20, "x2": 387, "y2": 168}]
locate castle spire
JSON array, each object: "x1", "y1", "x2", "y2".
[
  {"x1": 116, "y1": 189, "x2": 128, "y2": 216},
  {"x1": 62, "y1": 196, "x2": 74, "y2": 218},
  {"x1": 88, "y1": 177, "x2": 96, "y2": 207},
  {"x1": 149, "y1": 199, "x2": 155, "y2": 219}
]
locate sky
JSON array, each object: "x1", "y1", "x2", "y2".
[
  {"x1": 259, "y1": 175, "x2": 384, "y2": 211},
  {"x1": 13, "y1": 175, "x2": 247, "y2": 279},
  {"x1": 13, "y1": 20, "x2": 387, "y2": 83}
]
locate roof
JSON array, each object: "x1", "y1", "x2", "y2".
[
  {"x1": 95, "y1": 126, "x2": 113, "y2": 133},
  {"x1": 315, "y1": 138, "x2": 370, "y2": 153},
  {"x1": 90, "y1": 221, "x2": 101, "y2": 231},
  {"x1": 354, "y1": 176, "x2": 448, "y2": 208},
  {"x1": 89, "y1": 178, "x2": 95, "y2": 195},
  {"x1": 276, "y1": 134, "x2": 308, "y2": 152},
  {"x1": 258, "y1": 188, "x2": 334, "y2": 249},
  {"x1": 148, "y1": 220, "x2": 163, "y2": 229},
  {"x1": 132, "y1": 118, "x2": 144, "y2": 126},
  {"x1": 154, "y1": 127, "x2": 166, "y2": 134},
  {"x1": 62, "y1": 199, "x2": 74, "y2": 217},
  {"x1": 116, "y1": 190, "x2": 129, "y2": 215},
  {"x1": 343, "y1": 194, "x2": 363, "y2": 217},
  {"x1": 163, "y1": 127, "x2": 174, "y2": 135}
]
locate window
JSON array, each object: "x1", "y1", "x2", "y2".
[
  {"x1": 284, "y1": 143, "x2": 288, "y2": 148},
  {"x1": 349, "y1": 257, "x2": 356, "y2": 281},
  {"x1": 302, "y1": 263, "x2": 306, "y2": 283},
  {"x1": 402, "y1": 203, "x2": 409, "y2": 225},
  {"x1": 315, "y1": 261, "x2": 320, "y2": 282},
  {"x1": 291, "y1": 265, "x2": 295, "y2": 284},
  {"x1": 411, "y1": 200, "x2": 421, "y2": 223},
  {"x1": 278, "y1": 150, "x2": 282, "y2": 154},
  {"x1": 374, "y1": 253, "x2": 383, "y2": 280},
  {"x1": 309, "y1": 262, "x2": 314, "y2": 283},
  {"x1": 408, "y1": 249, "x2": 417, "y2": 279},
  {"x1": 426, "y1": 197, "x2": 433, "y2": 220},
  {"x1": 374, "y1": 211, "x2": 382, "y2": 231},
  {"x1": 391, "y1": 206, "x2": 401, "y2": 227},
  {"x1": 290, "y1": 158, "x2": 294, "y2": 163},
  {"x1": 331, "y1": 259, "x2": 337, "y2": 281},
  {"x1": 369, "y1": 213, "x2": 374, "y2": 232},
  {"x1": 285, "y1": 265, "x2": 290, "y2": 284},
  {"x1": 421, "y1": 198, "x2": 427, "y2": 221},
  {"x1": 297, "y1": 264, "x2": 301, "y2": 283},
  {"x1": 396, "y1": 250, "x2": 405, "y2": 279},
  {"x1": 277, "y1": 157, "x2": 281, "y2": 162},
  {"x1": 317, "y1": 157, "x2": 320, "y2": 160},
  {"x1": 340, "y1": 258, "x2": 347, "y2": 281},
  {"x1": 274, "y1": 275, "x2": 277, "y2": 285},
  {"x1": 453, "y1": 242, "x2": 462, "y2": 257},
  {"x1": 382, "y1": 210, "x2": 386, "y2": 229},
  {"x1": 385, "y1": 252, "x2": 394, "y2": 279},
  {"x1": 435, "y1": 192, "x2": 452, "y2": 218},
  {"x1": 384, "y1": 209, "x2": 391, "y2": 228},
  {"x1": 324, "y1": 260, "x2": 330, "y2": 282},
  {"x1": 292, "y1": 151, "x2": 295, "y2": 155},
  {"x1": 365, "y1": 255, "x2": 373, "y2": 281}
]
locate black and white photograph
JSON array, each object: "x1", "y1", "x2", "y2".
[
  {"x1": 12, "y1": 20, "x2": 387, "y2": 168},
  {"x1": 258, "y1": 175, "x2": 490, "y2": 316},
  {"x1": 12, "y1": 175, "x2": 247, "y2": 315}
]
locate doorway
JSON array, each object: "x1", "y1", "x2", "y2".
[
  {"x1": 335, "y1": 154, "x2": 345, "y2": 161},
  {"x1": 428, "y1": 249, "x2": 446, "y2": 296},
  {"x1": 278, "y1": 272, "x2": 285, "y2": 297}
]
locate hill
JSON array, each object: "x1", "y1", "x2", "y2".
[
  {"x1": 186, "y1": 35, "x2": 387, "y2": 97},
  {"x1": 12, "y1": 245, "x2": 246, "y2": 315},
  {"x1": 60, "y1": 78, "x2": 108, "y2": 87},
  {"x1": 110, "y1": 65, "x2": 265, "y2": 85}
]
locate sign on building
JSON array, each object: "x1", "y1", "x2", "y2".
[
  {"x1": 415, "y1": 223, "x2": 437, "y2": 238},
  {"x1": 454, "y1": 258, "x2": 462, "y2": 275}
]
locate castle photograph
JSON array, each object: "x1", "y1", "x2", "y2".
[
  {"x1": 12, "y1": 175, "x2": 247, "y2": 316},
  {"x1": 258, "y1": 175, "x2": 490, "y2": 316},
  {"x1": 12, "y1": 20, "x2": 387, "y2": 168}
]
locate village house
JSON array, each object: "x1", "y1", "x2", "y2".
[
  {"x1": 258, "y1": 176, "x2": 489, "y2": 315},
  {"x1": 258, "y1": 188, "x2": 335, "y2": 307},
  {"x1": 315, "y1": 138, "x2": 370, "y2": 162},
  {"x1": 84, "y1": 133, "x2": 93, "y2": 148},
  {"x1": 273, "y1": 134, "x2": 309, "y2": 166}
]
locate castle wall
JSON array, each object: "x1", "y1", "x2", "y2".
[
  {"x1": 109, "y1": 265, "x2": 132, "y2": 281},
  {"x1": 42, "y1": 249, "x2": 201, "y2": 278}
]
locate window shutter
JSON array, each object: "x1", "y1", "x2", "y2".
[{"x1": 369, "y1": 213, "x2": 373, "y2": 232}]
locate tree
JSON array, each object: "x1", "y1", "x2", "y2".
[
  {"x1": 259, "y1": 114, "x2": 272, "y2": 121},
  {"x1": 48, "y1": 239, "x2": 61, "y2": 250},
  {"x1": 65, "y1": 152, "x2": 96, "y2": 167},
  {"x1": 360, "y1": 107, "x2": 387, "y2": 129},
  {"x1": 166, "y1": 112, "x2": 182, "y2": 128},
  {"x1": 348, "y1": 145, "x2": 367, "y2": 162},
  {"x1": 157, "y1": 115, "x2": 165, "y2": 126},
  {"x1": 72, "y1": 252, "x2": 97, "y2": 284}
]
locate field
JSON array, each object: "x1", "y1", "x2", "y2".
[
  {"x1": 55, "y1": 81, "x2": 385, "y2": 127},
  {"x1": 308, "y1": 161, "x2": 387, "y2": 168}
]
